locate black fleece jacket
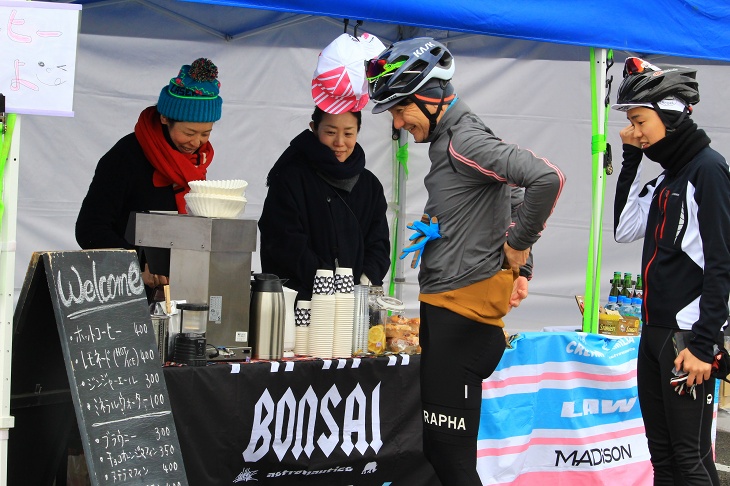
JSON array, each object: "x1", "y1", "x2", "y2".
[
  {"x1": 76, "y1": 132, "x2": 178, "y2": 248},
  {"x1": 258, "y1": 130, "x2": 391, "y2": 301},
  {"x1": 614, "y1": 138, "x2": 730, "y2": 362},
  {"x1": 76, "y1": 132, "x2": 177, "y2": 277}
]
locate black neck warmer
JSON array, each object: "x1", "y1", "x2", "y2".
[
  {"x1": 267, "y1": 129, "x2": 366, "y2": 187},
  {"x1": 643, "y1": 117, "x2": 711, "y2": 176}
]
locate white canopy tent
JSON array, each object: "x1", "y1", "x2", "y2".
[
  {"x1": 1, "y1": 0, "x2": 729, "y2": 483},
  {"x1": 6, "y1": 0, "x2": 729, "y2": 328}
]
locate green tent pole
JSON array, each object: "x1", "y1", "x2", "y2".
[
  {"x1": 583, "y1": 48, "x2": 612, "y2": 333},
  {"x1": 0, "y1": 113, "x2": 18, "y2": 230},
  {"x1": 388, "y1": 130, "x2": 409, "y2": 298}
]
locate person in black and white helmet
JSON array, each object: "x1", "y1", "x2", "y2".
[
  {"x1": 367, "y1": 37, "x2": 565, "y2": 486},
  {"x1": 613, "y1": 57, "x2": 730, "y2": 486},
  {"x1": 368, "y1": 37, "x2": 456, "y2": 139}
]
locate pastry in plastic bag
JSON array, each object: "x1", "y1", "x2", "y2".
[{"x1": 386, "y1": 316, "x2": 420, "y2": 354}]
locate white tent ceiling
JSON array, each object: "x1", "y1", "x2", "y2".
[{"x1": 8, "y1": 0, "x2": 730, "y2": 331}]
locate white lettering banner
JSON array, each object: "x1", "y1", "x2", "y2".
[{"x1": 478, "y1": 332, "x2": 654, "y2": 485}]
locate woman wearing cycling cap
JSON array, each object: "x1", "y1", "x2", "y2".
[
  {"x1": 259, "y1": 33, "x2": 390, "y2": 302},
  {"x1": 613, "y1": 57, "x2": 729, "y2": 486},
  {"x1": 368, "y1": 37, "x2": 565, "y2": 486}
]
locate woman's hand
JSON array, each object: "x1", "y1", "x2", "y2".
[
  {"x1": 620, "y1": 124, "x2": 641, "y2": 148},
  {"x1": 674, "y1": 348, "x2": 712, "y2": 386},
  {"x1": 142, "y1": 263, "x2": 169, "y2": 288}
]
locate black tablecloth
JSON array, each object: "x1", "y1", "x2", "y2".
[{"x1": 163, "y1": 355, "x2": 441, "y2": 486}]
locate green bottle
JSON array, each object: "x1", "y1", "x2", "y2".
[
  {"x1": 609, "y1": 272, "x2": 621, "y2": 299},
  {"x1": 634, "y1": 274, "x2": 643, "y2": 299},
  {"x1": 621, "y1": 272, "x2": 633, "y2": 298}
]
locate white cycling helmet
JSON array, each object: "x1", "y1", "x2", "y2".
[{"x1": 367, "y1": 37, "x2": 455, "y2": 114}]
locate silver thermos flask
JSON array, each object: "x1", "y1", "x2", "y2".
[{"x1": 249, "y1": 273, "x2": 285, "y2": 360}]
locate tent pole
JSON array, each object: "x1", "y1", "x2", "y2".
[
  {"x1": 136, "y1": 0, "x2": 231, "y2": 40},
  {"x1": 583, "y1": 48, "x2": 609, "y2": 333},
  {"x1": 389, "y1": 128, "x2": 408, "y2": 300},
  {"x1": 0, "y1": 114, "x2": 19, "y2": 486}
]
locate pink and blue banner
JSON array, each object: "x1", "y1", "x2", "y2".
[{"x1": 478, "y1": 332, "x2": 653, "y2": 485}]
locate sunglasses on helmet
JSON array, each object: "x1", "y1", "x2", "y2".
[
  {"x1": 366, "y1": 59, "x2": 405, "y2": 81},
  {"x1": 623, "y1": 57, "x2": 661, "y2": 78}
]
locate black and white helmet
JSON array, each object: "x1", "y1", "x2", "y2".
[
  {"x1": 367, "y1": 37, "x2": 455, "y2": 114},
  {"x1": 612, "y1": 57, "x2": 699, "y2": 113}
]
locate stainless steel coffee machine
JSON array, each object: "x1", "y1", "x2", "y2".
[{"x1": 133, "y1": 212, "x2": 257, "y2": 361}]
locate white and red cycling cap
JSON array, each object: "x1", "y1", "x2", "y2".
[{"x1": 312, "y1": 32, "x2": 386, "y2": 114}]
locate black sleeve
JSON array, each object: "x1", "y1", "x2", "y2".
[
  {"x1": 258, "y1": 172, "x2": 329, "y2": 297},
  {"x1": 76, "y1": 139, "x2": 136, "y2": 250},
  {"x1": 360, "y1": 176, "x2": 391, "y2": 286},
  {"x1": 613, "y1": 144, "x2": 643, "y2": 236},
  {"x1": 688, "y1": 158, "x2": 730, "y2": 362},
  {"x1": 509, "y1": 187, "x2": 533, "y2": 279}
]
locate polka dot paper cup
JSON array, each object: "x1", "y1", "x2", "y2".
[
  {"x1": 295, "y1": 300, "x2": 311, "y2": 327},
  {"x1": 313, "y1": 269, "x2": 334, "y2": 295},
  {"x1": 334, "y1": 267, "x2": 354, "y2": 294}
]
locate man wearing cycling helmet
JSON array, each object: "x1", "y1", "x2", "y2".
[
  {"x1": 613, "y1": 57, "x2": 730, "y2": 486},
  {"x1": 367, "y1": 38, "x2": 565, "y2": 485}
]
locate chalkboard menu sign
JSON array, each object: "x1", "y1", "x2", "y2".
[{"x1": 38, "y1": 250, "x2": 188, "y2": 485}]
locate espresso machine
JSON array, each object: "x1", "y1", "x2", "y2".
[{"x1": 133, "y1": 212, "x2": 257, "y2": 361}]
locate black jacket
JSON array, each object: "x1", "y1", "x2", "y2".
[
  {"x1": 76, "y1": 132, "x2": 178, "y2": 249},
  {"x1": 614, "y1": 144, "x2": 730, "y2": 362},
  {"x1": 76, "y1": 132, "x2": 177, "y2": 277},
  {"x1": 258, "y1": 130, "x2": 391, "y2": 300}
]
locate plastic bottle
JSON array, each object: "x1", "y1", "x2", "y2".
[
  {"x1": 605, "y1": 295, "x2": 620, "y2": 312},
  {"x1": 632, "y1": 296, "x2": 643, "y2": 331},
  {"x1": 618, "y1": 296, "x2": 634, "y2": 317}
]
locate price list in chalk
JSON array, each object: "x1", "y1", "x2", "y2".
[{"x1": 44, "y1": 250, "x2": 187, "y2": 485}]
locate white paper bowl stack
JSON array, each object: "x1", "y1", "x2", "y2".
[
  {"x1": 185, "y1": 179, "x2": 248, "y2": 218},
  {"x1": 184, "y1": 193, "x2": 247, "y2": 218},
  {"x1": 188, "y1": 179, "x2": 248, "y2": 197}
]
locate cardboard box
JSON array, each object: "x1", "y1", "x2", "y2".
[{"x1": 598, "y1": 314, "x2": 640, "y2": 336}]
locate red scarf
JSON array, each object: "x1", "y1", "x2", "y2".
[{"x1": 134, "y1": 106, "x2": 214, "y2": 213}]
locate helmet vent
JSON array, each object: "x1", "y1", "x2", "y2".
[{"x1": 438, "y1": 51, "x2": 453, "y2": 68}]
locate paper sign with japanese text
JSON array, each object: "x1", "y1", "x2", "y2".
[{"x1": 0, "y1": 0, "x2": 80, "y2": 116}]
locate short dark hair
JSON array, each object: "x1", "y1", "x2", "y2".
[
  {"x1": 155, "y1": 106, "x2": 179, "y2": 127},
  {"x1": 311, "y1": 106, "x2": 362, "y2": 132}
]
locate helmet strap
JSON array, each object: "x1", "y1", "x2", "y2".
[{"x1": 410, "y1": 84, "x2": 448, "y2": 138}]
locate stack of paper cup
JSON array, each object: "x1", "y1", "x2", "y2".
[
  {"x1": 309, "y1": 269, "x2": 335, "y2": 358},
  {"x1": 334, "y1": 267, "x2": 356, "y2": 294},
  {"x1": 333, "y1": 268, "x2": 355, "y2": 357},
  {"x1": 352, "y1": 285, "x2": 370, "y2": 355},
  {"x1": 312, "y1": 268, "x2": 334, "y2": 296},
  {"x1": 294, "y1": 300, "x2": 311, "y2": 356}
]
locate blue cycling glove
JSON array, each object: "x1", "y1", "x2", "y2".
[{"x1": 399, "y1": 214, "x2": 441, "y2": 269}]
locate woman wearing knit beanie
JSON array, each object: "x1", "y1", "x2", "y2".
[
  {"x1": 613, "y1": 57, "x2": 729, "y2": 486},
  {"x1": 76, "y1": 58, "x2": 223, "y2": 297}
]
